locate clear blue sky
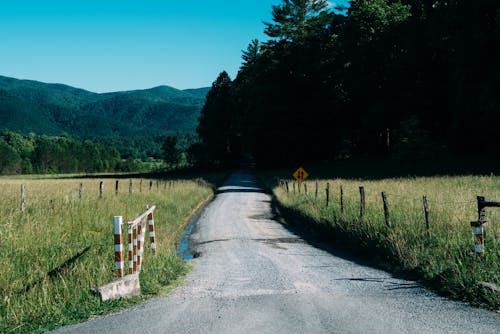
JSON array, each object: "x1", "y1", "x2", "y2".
[{"x1": 0, "y1": 0, "x2": 348, "y2": 92}]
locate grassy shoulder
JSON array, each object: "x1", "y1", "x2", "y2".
[
  {"x1": 0, "y1": 176, "x2": 215, "y2": 333},
  {"x1": 259, "y1": 165, "x2": 500, "y2": 311}
]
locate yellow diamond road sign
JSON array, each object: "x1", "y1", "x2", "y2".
[{"x1": 293, "y1": 167, "x2": 309, "y2": 184}]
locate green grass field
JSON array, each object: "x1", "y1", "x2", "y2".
[
  {"x1": 263, "y1": 171, "x2": 499, "y2": 310},
  {"x1": 0, "y1": 177, "x2": 213, "y2": 333}
]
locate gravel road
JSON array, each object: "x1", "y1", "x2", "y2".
[{"x1": 53, "y1": 169, "x2": 499, "y2": 334}]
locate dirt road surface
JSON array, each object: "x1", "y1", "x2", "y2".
[{"x1": 53, "y1": 170, "x2": 499, "y2": 334}]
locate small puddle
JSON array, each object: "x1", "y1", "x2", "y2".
[
  {"x1": 177, "y1": 223, "x2": 196, "y2": 260},
  {"x1": 176, "y1": 203, "x2": 208, "y2": 260}
]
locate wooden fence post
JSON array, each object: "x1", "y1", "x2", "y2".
[
  {"x1": 315, "y1": 180, "x2": 318, "y2": 201},
  {"x1": 304, "y1": 182, "x2": 307, "y2": 195},
  {"x1": 79, "y1": 182, "x2": 83, "y2": 199},
  {"x1": 470, "y1": 196, "x2": 500, "y2": 258},
  {"x1": 359, "y1": 186, "x2": 365, "y2": 218},
  {"x1": 156, "y1": 180, "x2": 159, "y2": 190},
  {"x1": 326, "y1": 182, "x2": 330, "y2": 207},
  {"x1": 340, "y1": 185, "x2": 344, "y2": 213},
  {"x1": 293, "y1": 181, "x2": 296, "y2": 193},
  {"x1": 129, "y1": 179, "x2": 132, "y2": 194},
  {"x1": 381, "y1": 192, "x2": 391, "y2": 228},
  {"x1": 21, "y1": 184, "x2": 26, "y2": 212},
  {"x1": 140, "y1": 178, "x2": 143, "y2": 192},
  {"x1": 477, "y1": 196, "x2": 487, "y2": 226},
  {"x1": 99, "y1": 181, "x2": 104, "y2": 198},
  {"x1": 149, "y1": 180, "x2": 153, "y2": 191},
  {"x1": 285, "y1": 181, "x2": 289, "y2": 193},
  {"x1": 114, "y1": 216, "x2": 124, "y2": 278},
  {"x1": 115, "y1": 180, "x2": 119, "y2": 195},
  {"x1": 471, "y1": 196, "x2": 487, "y2": 258},
  {"x1": 423, "y1": 196, "x2": 431, "y2": 238}
]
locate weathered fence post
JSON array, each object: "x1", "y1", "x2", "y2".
[
  {"x1": 149, "y1": 180, "x2": 153, "y2": 191},
  {"x1": 326, "y1": 182, "x2": 330, "y2": 207},
  {"x1": 340, "y1": 185, "x2": 344, "y2": 213},
  {"x1": 359, "y1": 186, "x2": 365, "y2": 218},
  {"x1": 129, "y1": 179, "x2": 132, "y2": 194},
  {"x1": 285, "y1": 181, "x2": 289, "y2": 193},
  {"x1": 99, "y1": 181, "x2": 104, "y2": 198},
  {"x1": 114, "y1": 216, "x2": 124, "y2": 278},
  {"x1": 79, "y1": 182, "x2": 83, "y2": 199},
  {"x1": 381, "y1": 192, "x2": 391, "y2": 228},
  {"x1": 156, "y1": 180, "x2": 159, "y2": 191},
  {"x1": 471, "y1": 196, "x2": 487, "y2": 258},
  {"x1": 315, "y1": 180, "x2": 318, "y2": 201},
  {"x1": 293, "y1": 181, "x2": 296, "y2": 193},
  {"x1": 423, "y1": 196, "x2": 431, "y2": 238},
  {"x1": 21, "y1": 184, "x2": 26, "y2": 212},
  {"x1": 304, "y1": 182, "x2": 307, "y2": 195},
  {"x1": 140, "y1": 178, "x2": 143, "y2": 192},
  {"x1": 115, "y1": 180, "x2": 119, "y2": 195}
]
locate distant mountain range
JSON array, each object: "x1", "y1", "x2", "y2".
[{"x1": 0, "y1": 75, "x2": 210, "y2": 139}]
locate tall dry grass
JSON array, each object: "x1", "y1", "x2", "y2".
[{"x1": 0, "y1": 177, "x2": 212, "y2": 333}]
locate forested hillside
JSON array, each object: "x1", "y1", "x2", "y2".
[
  {"x1": 0, "y1": 75, "x2": 208, "y2": 159},
  {"x1": 197, "y1": 0, "x2": 499, "y2": 166}
]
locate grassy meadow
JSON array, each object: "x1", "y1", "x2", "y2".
[
  {"x1": 264, "y1": 172, "x2": 499, "y2": 310},
  {"x1": 0, "y1": 177, "x2": 213, "y2": 333}
]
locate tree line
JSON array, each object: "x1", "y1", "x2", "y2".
[
  {"x1": 0, "y1": 129, "x2": 199, "y2": 175},
  {"x1": 0, "y1": 130, "x2": 126, "y2": 174},
  {"x1": 196, "y1": 0, "x2": 499, "y2": 166}
]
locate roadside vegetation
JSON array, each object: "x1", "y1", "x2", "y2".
[
  {"x1": 261, "y1": 167, "x2": 500, "y2": 310},
  {"x1": 0, "y1": 177, "x2": 213, "y2": 333}
]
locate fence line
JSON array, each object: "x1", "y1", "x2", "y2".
[
  {"x1": 14, "y1": 178, "x2": 171, "y2": 213},
  {"x1": 280, "y1": 179, "x2": 498, "y2": 259}
]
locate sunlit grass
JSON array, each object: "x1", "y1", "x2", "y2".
[
  {"x1": 268, "y1": 174, "x2": 499, "y2": 309},
  {"x1": 0, "y1": 177, "x2": 212, "y2": 333}
]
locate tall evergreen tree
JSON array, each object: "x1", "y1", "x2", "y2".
[
  {"x1": 196, "y1": 71, "x2": 235, "y2": 163},
  {"x1": 264, "y1": 0, "x2": 330, "y2": 41}
]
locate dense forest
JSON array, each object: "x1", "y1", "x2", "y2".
[
  {"x1": 197, "y1": 0, "x2": 499, "y2": 166},
  {"x1": 0, "y1": 130, "x2": 131, "y2": 174}
]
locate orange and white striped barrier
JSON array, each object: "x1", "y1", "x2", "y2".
[
  {"x1": 128, "y1": 224, "x2": 133, "y2": 274},
  {"x1": 148, "y1": 211, "x2": 156, "y2": 255},
  {"x1": 122, "y1": 205, "x2": 157, "y2": 276},
  {"x1": 133, "y1": 225, "x2": 138, "y2": 273},
  {"x1": 137, "y1": 223, "x2": 143, "y2": 272},
  {"x1": 114, "y1": 216, "x2": 125, "y2": 278}
]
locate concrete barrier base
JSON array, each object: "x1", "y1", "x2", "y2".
[{"x1": 93, "y1": 273, "x2": 141, "y2": 301}]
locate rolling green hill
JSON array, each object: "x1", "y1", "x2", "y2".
[{"x1": 0, "y1": 75, "x2": 208, "y2": 158}]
